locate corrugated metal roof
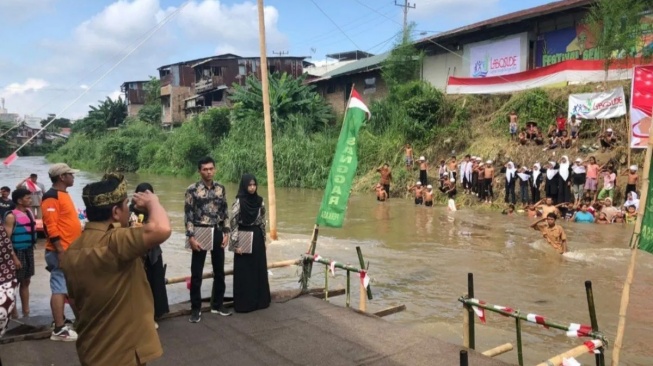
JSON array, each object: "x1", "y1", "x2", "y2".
[
  {"x1": 316, "y1": 52, "x2": 390, "y2": 80},
  {"x1": 415, "y1": 0, "x2": 593, "y2": 45}
]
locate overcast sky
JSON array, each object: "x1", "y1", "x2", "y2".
[{"x1": 0, "y1": 0, "x2": 553, "y2": 119}]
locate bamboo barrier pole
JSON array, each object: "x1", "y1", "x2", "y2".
[
  {"x1": 256, "y1": 0, "x2": 278, "y2": 240},
  {"x1": 612, "y1": 104, "x2": 653, "y2": 366},
  {"x1": 536, "y1": 340, "x2": 604, "y2": 366},
  {"x1": 165, "y1": 259, "x2": 300, "y2": 285},
  {"x1": 373, "y1": 304, "x2": 406, "y2": 318},
  {"x1": 359, "y1": 279, "x2": 366, "y2": 312},
  {"x1": 481, "y1": 343, "x2": 513, "y2": 357},
  {"x1": 458, "y1": 297, "x2": 604, "y2": 340},
  {"x1": 462, "y1": 299, "x2": 470, "y2": 348},
  {"x1": 356, "y1": 246, "x2": 373, "y2": 300}
]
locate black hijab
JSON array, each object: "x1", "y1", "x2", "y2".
[
  {"x1": 236, "y1": 174, "x2": 263, "y2": 225},
  {"x1": 129, "y1": 182, "x2": 154, "y2": 221}
]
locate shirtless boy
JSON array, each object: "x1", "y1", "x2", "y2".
[
  {"x1": 483, "y1": 160, "x2": 495, "y2": 204},
  {"x1": 375, "y1": 184, "x2": 388, "y2": 202},
  {"x1": 418, "y1": 157, "x2": 428, "y2": 186},
  {"x1": 377, "y1": 164, "x2": 392, "y2": 197},
  {"x1": 423, "y1": 185, "x2": 434, "y2": 207},
  {"x1": 404, "y1": 144, "x2": 414, "y2": 170},
  {"x1": 409, "y1": 182, "x2": 424, "y2": 205},
  {"x1": 622, "y1": 165, "x2": 639, "y2": 196}
]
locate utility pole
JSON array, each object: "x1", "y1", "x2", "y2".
[{"x1": 394, "y1": 0, "x2": 416, "y2": 39}]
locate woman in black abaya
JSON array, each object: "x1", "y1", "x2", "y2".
[
  {"x1": 129, "y1": 183, "x2": 169, "y2": 325},
  {"x1": 544, "y1": 161, "x2": 560, "y2": 204},
  {"x1": 230, "y1": 174, "x2": 270, "y2": 313}
]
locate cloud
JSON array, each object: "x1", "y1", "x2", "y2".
[
  {"x1": 177, "y1": 0, "x2": 288, "y2": 56},
  {"x1": 0, "y1": 0, "x2": 56, "y2": 23},
  {"x1": 413, "y1": 0, "x2": 500, "y2": 22},
  {"x1": 3, "y1": 0, "x2": 288, "y2": 118},
  {"x1": 1, "y1": 79, "x2": 49, "y2": 96}
]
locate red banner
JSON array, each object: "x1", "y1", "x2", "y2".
[{"x1": 630, "y1": 65, "x2": 653, "y2": 149}]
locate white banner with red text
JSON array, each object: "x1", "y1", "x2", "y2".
[{"x1": 568, "y1": 87, "x2": 627, "y2": 120}]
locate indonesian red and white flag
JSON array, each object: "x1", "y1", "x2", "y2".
[
  {"x1": 2, "y1": 152, "x2": 18, "y2": 167},
  {"x1": 25, "y1": 179, "x2": 42, "y2": 192},
  {"x1": 469, "y1": 299, "x2": 487, "y2": 324}
]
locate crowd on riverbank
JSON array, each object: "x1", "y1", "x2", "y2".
[{"x1": 0, "y1": 158, "x2": 273, "y2": 365}]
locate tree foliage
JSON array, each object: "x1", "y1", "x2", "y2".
[
  {"x1": 71, "y1": 97, "x2": 127, "y2": 136},
  {"x1": 381, "y1": 24, "x2": 423, "y2": 90},
  {"x1": 585, "y1": 0, "x2": 653, "y2": 70},
  {"x1": 138, "y1": 76, "x2": 162, "y2": 125},
  {"x1": 229, "y1": 72, "x2": 334, "y2": 131},
  {"x1": 40, "y1": 117, "x2": 71, "y2": 129}
]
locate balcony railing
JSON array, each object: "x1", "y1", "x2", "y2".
[{"x1": 194, "y1": 76, "x2": 225, "y2": 93}]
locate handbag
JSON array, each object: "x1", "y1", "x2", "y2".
[{"x1": 228, "y1": 230, "x2": 253, "y2": 254}]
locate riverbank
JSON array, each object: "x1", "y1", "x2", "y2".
[{"x1": 46, "y1": 81, "x2": 639, "y2": 209}]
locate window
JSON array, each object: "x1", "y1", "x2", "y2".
[
  {"x1": 326, "y1": 84, "x2": 336, "y2": 94},
  {"x1": 363, "y1": 77, "x2": 376, "y2": 94},
  {"x1": 269, "y1": 65, "x2": 277, "y2": 73},
  {"x1": 239, "y1": 65, "x2": 246, "y2": 75}
]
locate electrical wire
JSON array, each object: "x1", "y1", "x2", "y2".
[
  {"x1": 309, "y1": 0, "x2": 362, "y2": 50},
  {"x1": 6, "y1": 0, "x2": 192, "y2": 158}
]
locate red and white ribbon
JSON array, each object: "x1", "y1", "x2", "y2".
[
  {"x1": 313, "y1": 254, "x2": 323, "y2": 262},
  {"x1": 562, "y1": 357, "x2": 581, "y2": 366},
  {"x1": 329, "y1": 261, "x2": 336, "y2": 277},
  {"x1": 359, "y1": 270, "x2": 370, "y2": 289},
  {"x1": 526, "y1": 313, "x2": 549, "y2": 328},
  {"x1": 583, "y1": 339, "x2": 602, "y2": 354},
  {"x1": 469, "y1": 299, "x2": 487, "y2": 324},
  {"x1": 566, "y1": 323, "x2": 592, "y2": 338},
  {"x1": 2, "y1": 152, "x2": 18, "y2": 167},
  {"x1": 493, "y1": 305, "x2": 515, "y2": 317}
]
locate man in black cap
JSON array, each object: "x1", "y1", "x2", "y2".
[{"x1": 60, "y1": 173, "x2": 171, "y2": 366}]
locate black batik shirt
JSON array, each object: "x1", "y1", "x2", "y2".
[{"x1": 184, "y1": 181, "x2": 230, "y2": 237}]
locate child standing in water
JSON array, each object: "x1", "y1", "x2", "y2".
[
  {"x1": 424, "y1": 185, "x2": 434, "y2": 207},
  {"x1": 484, "y1": 160, "x2": 495, "y2": 204},
  {"x1": 375, "y1": 184, "x2": 388, "y2": 202},
  {"x1": 409, "y1": 182, "x2": 424, "y2": 205}
]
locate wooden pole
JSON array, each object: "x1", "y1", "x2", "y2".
[
  {"x1": 627, "y1": 115, "x2": 632, "y2": 167},
  {"x1": 537, "y1": 340, "x2": 603, "y2": 366},
  {"x1": 481, "y1": 343, "x2": 514, "y2": 357},
  {"x1": 256, "y1": 0, "x2": 278, "y2": 240},
  {"x1": 612, "y1": 105, "x2": 653, "y2": 366},
  {"x1": 462, "y1": 298, "x2": 470, "y2": 348},
  {"x1": 359, "y1": 280, "x2": 367, "y2": 312}
]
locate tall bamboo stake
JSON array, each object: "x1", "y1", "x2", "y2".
[
  {"x1": 612, "y1": 105, "x2": 653, "y2": 365},
  {"x1": 256, "y1": 0, "x2": 278, "y2": 240}
]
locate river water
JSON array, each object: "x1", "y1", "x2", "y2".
[{"x1": 2, "y1": 156, "x2": 652, "y2": 365}]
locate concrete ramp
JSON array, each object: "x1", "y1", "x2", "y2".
[{"x1": 1, "y1": 295, "x2": 510, "y2": 365}]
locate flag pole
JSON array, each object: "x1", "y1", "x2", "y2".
[
  {"x1": 257, "y1": 0, "x2": 278, "y2": 240},
  {"x1": 612, "y1": 104, "x2": 653, "y2": 365}
]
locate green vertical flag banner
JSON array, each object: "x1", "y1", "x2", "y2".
[
  {"x1": 639, "y1": 160, "x2": 653, "y2": 254},
  {"x1": 316, "y1": 89, "x2": 370, "y2": 228}
]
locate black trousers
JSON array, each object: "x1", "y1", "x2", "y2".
[
  {"x1": 419, "y1": 170, "x2": 428, "y2": 186},
  {"x1": 531, "y1": 186, "x2": 541, "y2": 203},
  {"x1": 190, "y1": 230, "x2": 225, "y2": 311}
]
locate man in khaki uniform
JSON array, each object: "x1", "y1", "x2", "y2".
[
  {"x1": 61, "y1": 174, "x2": 172, "y2": 366},
  {"x1": 531, "y1": 212, "x2": 568, "y2": 254}
]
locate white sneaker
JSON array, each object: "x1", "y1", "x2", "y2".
[
  {"x1": 155, "y1": 322, "x2": 159, "y2": 330},
  {"x1": 50, "y1": 325, "x2": 78, "y2": 342}
]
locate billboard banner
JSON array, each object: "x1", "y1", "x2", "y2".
[
  {"x1": 630, "y1": 65, "x2": 653, "y2": 149},
  {"x1": 536, "y1": 15, "x2": 653, "y2": 68},
  {"x1": 568, "y1": 87, "x2": 627, "y2": 120},
  {"x1": 469, "y1": 35, "x2": 522, "y2": 78}
]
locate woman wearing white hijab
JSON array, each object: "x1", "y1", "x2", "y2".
[
  {"x1": 570, "y1": 158, "x2": 587, "y2": 205},
  {"x1": 623, "y1": 191, "x2": 640, "y2": 211},
  {"x1": 557, "y1": 155, "x2": 572, "y2": 204},
  {"x1": 530, "y1": 163, "x2": 544, "y2": 203},
  {"x1": 500, "y1": 161, "x2": 517, "y2": 204},
  {"x1": 545, "y1": 161, "x2": 560, "y2": 203}
]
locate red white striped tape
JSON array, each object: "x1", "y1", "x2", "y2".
[
  {"x1": 329, "y1": 261, "x2": 336, "y2": 277},
  {"x1": 583, "y1": 339, "x2": 602, "y2": 354},
  {"x1": 469, "y1": 299, "x2": 487, "y2": 324},
  {"x1": 566, "y1": 323, "x2": 593, "y2": 338},
  {"x1": 526, "y1": 313, "x2": 549, "y2": 329},
  {"x1": 359, "y1": 270, "x2": 370, "y2": 289}
]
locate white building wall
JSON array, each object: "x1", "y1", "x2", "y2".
[{"x1": 421, "y1": 51, "x2": 463, "y2": 91}]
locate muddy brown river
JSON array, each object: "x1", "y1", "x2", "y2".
[{"x1": 2, "y1": 157, "x2": 652, "y2": 365}]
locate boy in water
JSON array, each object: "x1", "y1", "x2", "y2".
[
  {"x1": 409, "y1": 182, "x2": 424, "y2": 205},
  {"x1": 622, "y1": 165, "x2": 639, "y2": 196},
  {"x1": 509, "y1": 111, "x2": 518, "y2": 140},
  {"x1": 424, "y1": 185, "x2": 434, "y2": 207},
  {"x1": 531, "y1": 212, "x2": 568, "y2": 254},
  {"x1": 404, "y1": 144, "x2": 414, "y2": 171},
  {"x1": 376, "y1": 163, "x2": 392, "y2": 197},
  {"x1": 375, "y1": 184, "x2": 388, "y2": 202}
]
